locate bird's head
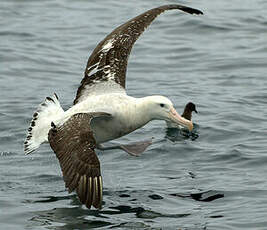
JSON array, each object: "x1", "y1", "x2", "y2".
[
  {"x1": 185, "y1": 102, "x2": 198, "y2": 114},
  {"x1": 182, "y1": 102, "x2": 198, "y2": 121},
  {"x1": 146, "y1": 96, "x2": 193, "y2": 131}
]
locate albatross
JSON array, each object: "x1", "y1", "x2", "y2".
[
  {"x1": 24, "y1": 5, "x2": 203, "y2": 209},
  {"x1": 182, "y1": 102, "x2": 198, "y2": 121}
]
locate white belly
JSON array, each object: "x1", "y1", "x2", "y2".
[
  {"x1": 90, "y1": 116, "x2": 128, "y2": 143},
  {"x1": 62, "y1": 93, "x2": 147, "y2": 144}
]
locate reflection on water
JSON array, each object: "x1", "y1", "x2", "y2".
[
  {"x1": 29, "y1": 207, "x2": 112, "y2": 229},
  {"x1": 27, "y1": 189, "x2": 223, "y2": 228},
  {"x1": 165, "y1": 123, "x2": 200, "y2": 142},
  {"x1": 171, "y1": 190, "x2": 225, "y2": 202},
  {"x1": 28, "y1": 194, "x2": 192, "y2": 229}
]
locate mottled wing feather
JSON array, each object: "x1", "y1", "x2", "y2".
[
  {"x1": 74, "y1": 4, "x2": 203, "y2": 104},
  {"x1": 48, "y1": 112, "x2": 111, "y2": 209}
]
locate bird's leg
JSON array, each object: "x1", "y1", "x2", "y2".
[
  {"x1": 97, "y1": 138, "x2": 153, "y2": 157},
  {"x1": 119, "y1": 138, "x2": 153, "y2": 156}
]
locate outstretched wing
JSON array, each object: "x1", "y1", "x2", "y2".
[
  {"x1": 48, "y1": 112, "x2": 111, "y2": 209},
  {"x1": 74, "y1": 4, "x2": 203, "y2": 104}
]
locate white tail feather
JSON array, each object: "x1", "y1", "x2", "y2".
[{"x1": 24, "y1": 93, "x2": 64, "y2": 154}]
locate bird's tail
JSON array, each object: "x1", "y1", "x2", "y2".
[{"x1": 24, "y1": 93, "x2": 65, "y2": 155}]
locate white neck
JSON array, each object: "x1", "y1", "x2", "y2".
[{"x1": 120, "y1": 96, "x2": 154, "y2": 132}]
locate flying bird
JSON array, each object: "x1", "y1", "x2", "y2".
[{"x1": 24, "y1": 4, "x2": 203, "y2": 209}]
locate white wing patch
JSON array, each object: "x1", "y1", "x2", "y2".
[
  {"x1": 87, "y1": 62, "x2": 100, "y2": 73},
  {"x1": 100, "y1": 38, "x2": 115, "y2": 53},
  {"x1": 78, "y1": 81, "x2": 125, "y2": 101},
  {"x1": 85, "y1": 38, "x2": 115, "y2": 79}
]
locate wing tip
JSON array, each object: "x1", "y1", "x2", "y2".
[
  {"x1": 76, "y1": 175, "x2": 103, "y2": 210},
  {"x1": 159, "y1": 4, "x2": 203, "y2": 16},
  {"x1": 181, "y1": 6, "x2": 204, "y2": 15}
]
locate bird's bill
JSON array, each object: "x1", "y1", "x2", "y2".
[{"x1": 169, "y1": 107, "x2": 193, "y2": 131}]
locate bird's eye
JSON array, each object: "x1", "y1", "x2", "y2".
[{"x1": 160, "y1": 103, "x2": 165, "y2": 108}]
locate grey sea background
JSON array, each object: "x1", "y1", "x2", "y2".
[{"x1": 1, "y1": 0, "x2": 267, "y2": 229}]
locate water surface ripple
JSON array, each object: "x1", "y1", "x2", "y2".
[{"x1": 1, "y1": 0, "x2": 267, "y2": 229}]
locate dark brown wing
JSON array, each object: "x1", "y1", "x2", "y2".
[
  {"x1": 74, "y1": 4, "x2": 203, "y2": 104},
  {"x1": 48, "y1": 112, "x2": 111, "y2": 209}
]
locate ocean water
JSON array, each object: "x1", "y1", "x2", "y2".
[{"x1": 1, "y1": 0, "x2": 267, "y2": 229}]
